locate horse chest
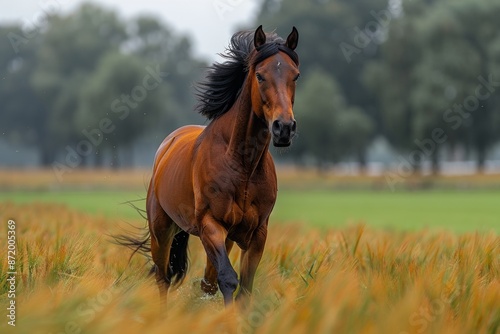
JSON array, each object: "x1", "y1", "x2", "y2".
[
  {"x1": 224, "y1": 196, "x2": 257, "y2": 225},
  {"x1": 210, "y1": 180, "x2": 269, "y2": 224},
  {"x1": 223, "y1": 196, "x2": 264, "y2": 249},
  {"x1": 197, "y1": 156, "x2": 277, "y2": 242}
]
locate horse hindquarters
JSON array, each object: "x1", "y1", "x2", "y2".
[{"x1": 147, "y1": 126, "x2": 204, "y2": 308}]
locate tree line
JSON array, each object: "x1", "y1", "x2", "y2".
[
  {"x1": 1, "y1": 0, "x2": 499, "y2": 173},
  {"x1": 259, "y1": 0, "x2": 500, "y2": 172},
  {"x1": 1, "y1": 4, "x2": 204, "y2": 170}
]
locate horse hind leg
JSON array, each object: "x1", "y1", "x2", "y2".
[{"x1": 148, "y1": 198, "x2": 177, "y2": 309}]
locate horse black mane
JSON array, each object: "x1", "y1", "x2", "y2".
[{"x1": 195, "y1": 30, "x2": 299, "y2": 120}]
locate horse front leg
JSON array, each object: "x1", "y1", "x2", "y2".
[
  {"x1": 199, "y1": 216, "x2": 238, "y2": 305},
  {"x1": 201, "y1": 238, "x2": 235, "y2": 295},
  {"x1": 236, "y1": 222, "x2": 268, "y2": 306}
]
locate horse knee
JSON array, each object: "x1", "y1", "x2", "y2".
[{"x1": 217, "y1": 267, "x2": 238, "y2": 294}]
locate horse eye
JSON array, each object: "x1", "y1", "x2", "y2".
[
  {"x1": 293, "y1": 73, "x2": 301, "y2": 82},
  {"x1": 256, "y1": 73, "x2": 264, "y2": 83}
]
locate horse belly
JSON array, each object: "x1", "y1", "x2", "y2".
[{"x1": 159, "y1": 173, "x2": 198, "y2": 234}]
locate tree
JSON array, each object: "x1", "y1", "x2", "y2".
[
  {"x1": 293, "y1": 69, "x2": 374, "y2": 170},
  {"x1": 0, "y1": 25, "x2": 49, "y2": 163},
  {"x1": 365, "y1": 0, "x2": 500, "y2": 173},
  {"x1": 438, "y1": 0, "x2": 500, "y2": 171},
  {"x1": 77, "y1": 52, "x2": 167, "y2": 167},
  {"x1": 336, "y1": 108, "x2": 375, "y2": 171},
  {"x1": 364, "y1": 1, "x2": 433, "y2": 173},
  {"x1": 0, "y1": 6, "x2": 206, "y2": 169},
  {"x1": 127, "y1": 16, "x2": 206, "y2": 127},
  {"x1": 30, "y1": 3, "x2": 127, "y2": 166},
  {"x1": 253, "y1": 0, "x2": 386, "y2": 165}
]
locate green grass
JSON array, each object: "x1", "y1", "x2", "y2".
[
  {"x1": 0, "y1": 190, "x2": 146, "y2": 220},
  {"x1": 274, "y1": 190, "x2": 500, "y2": 232},
  {"x1": 0, "y1": 189, "x2": 499, "y2": 232}
]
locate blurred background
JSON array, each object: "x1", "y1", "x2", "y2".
[{"x1": 1, "y1": 0, "x2": 499, "y2": 231}]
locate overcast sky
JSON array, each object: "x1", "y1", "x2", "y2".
[{"x1": 1, "y1": 0, "x2": 260, "y2": 61}]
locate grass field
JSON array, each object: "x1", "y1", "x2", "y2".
[
  {"x1": 0, "y1": 202, "x2": 498, "y2": 334},
  {"x1": 0, "y1": 170, "x2": 499, "y2": 333}
]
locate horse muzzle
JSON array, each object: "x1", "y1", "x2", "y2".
[{"x1": 271, "y1": 119, "x2": 297, "y2": 147}]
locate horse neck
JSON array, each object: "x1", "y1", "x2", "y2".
[{"x1": 223, "y1": 76, "x2": 271, "y2": 174}]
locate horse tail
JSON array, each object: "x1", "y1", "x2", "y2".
[
  {"x1": 165, "y1": 230, "x2": 190, "y2": 286},
  {"x1": 113, "y1": 219, "x2": 190, "y2": 287},
  {"x1": 114, "y1": 196, "x2": 189, "y2": 287},
  {"x1": 112, "y1": 225, "x2": 152, "y2": 259},
  {"x1": 112, "y1": 198, "x2": 152, "y2": 263}
]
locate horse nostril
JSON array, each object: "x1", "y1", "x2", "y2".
[
  {"x1": 291, "y1": 120, "x2": 297, "y2": 134},
  {"x1": 272, "y1": 120, "x2": 282, "y2": 137}
]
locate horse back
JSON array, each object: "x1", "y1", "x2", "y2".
[{"x1": 153, "y1": 125, "x2": 205, "y2": 169}]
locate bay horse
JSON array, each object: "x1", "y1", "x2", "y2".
[{"x1": 120, "y1": 25, "x2": 300, "y2": 307}]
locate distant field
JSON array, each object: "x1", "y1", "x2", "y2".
[
  {"x1": 0, "y1": 189, "x2": 499, "y2": 232},
  {"x1": 0, "y1": 169, "x2": 499, "y2": 232},
  {"x1": 3, "y1": 168, "x2": 500, "y2": 191}
]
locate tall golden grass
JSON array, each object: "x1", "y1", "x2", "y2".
[{"x1": 0, "y1": 202, "x2": 498, "y2": 334}]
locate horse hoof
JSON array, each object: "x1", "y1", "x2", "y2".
[{"x1": 201, "y1": 278, "x2": 218, "y2": 295}]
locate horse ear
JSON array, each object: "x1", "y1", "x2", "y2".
[
  {"x1": 286, "y1": 26, "x2": 299, "y2": 50},
  {"x1": 254, "y1": 25, "x2": 266, "y2": 48}
]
